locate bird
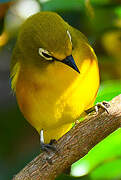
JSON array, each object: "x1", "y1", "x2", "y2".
[{"x1": 10, "y1": 11, "x2": 99, "y2": 150}]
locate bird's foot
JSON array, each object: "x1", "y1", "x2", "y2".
[
  {"x1": 40, "y1": 141, "x2": 56, "y2": 152},
  {"x1": 49, "y1": 139, "x2": 57, "y2": 145},
  {"x1": 85, "y1": 101, "x2": 110, "y2": 115},
  {"x1": 40, "y1": 129, "x2": 57, "y2": 152}
]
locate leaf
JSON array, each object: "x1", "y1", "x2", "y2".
[
  {"x1": 95, "y1": 80, "x2": 121, "y2": 103},
  {"x1": 42, "y1": 0, "x2": 84, "y2": 11},
  {"x1": 71, "y1": 129, "x2": 121, "y2": 177}
]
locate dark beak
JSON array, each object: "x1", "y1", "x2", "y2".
[{"x1": 62, "y1": 55, "x2": 80, "y2": 73}]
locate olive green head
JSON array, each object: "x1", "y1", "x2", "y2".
[
  {"x1": 11, "y1": 12, "x2": 83, "y2": 73},
  {"x1": 18, "y1": 12, "x2": 72, "y2": 62}
]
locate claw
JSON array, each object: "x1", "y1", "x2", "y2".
[
  {"x1": 95, "y1": 101, "x2": 110, "y2": 114},
  {"x1": 40, "y1": 142, "x2": 56, "y2": 152},
  {"x1": 85, "y1": 101, "x2": 110, "y2": 115},
  {"x1": 49, "y1": 139, "x2": 57, "y2": 145}
]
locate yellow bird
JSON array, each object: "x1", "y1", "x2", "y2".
[{"x1": 10, "y1": 12, "x2": 99, "y2": 150}]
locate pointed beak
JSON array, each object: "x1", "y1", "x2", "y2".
[{"x1": 62, "y1": 55, "x2": 80, "y2": 73}]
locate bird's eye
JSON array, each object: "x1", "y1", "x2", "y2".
[{"x1": 38, "y1": 48, "x2": 53, "y2": 60}]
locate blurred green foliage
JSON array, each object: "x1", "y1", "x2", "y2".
[
  {"x1": 0, "y1": 0, "x2": 121, "y2": 180},
  {"x1": 71, "y1": 128, "x2": 121, "y2": 179},
  {"x1": 95, "y1": 80, "x2": 121, "y2": 103}
]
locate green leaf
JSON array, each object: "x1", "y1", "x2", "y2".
[
  {"x1": 115, "y1": 6, "x2": 121, "y2": 18},
  {"x1": 90, "y1": 158, "x2": 121, "y2": 180},
  {"x1": 71, "y1": 128, "x2": 121, "y2": 177},
  {"x1": 42, "y1": 0, "x2": 84, "y2": 11},
  {"x1": 95, "y1": 80, "x2": 121, "y2": 103}
]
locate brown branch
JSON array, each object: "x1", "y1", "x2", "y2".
[{"x1": 13, "y1": 94, "x2": 121, "y2": 180}]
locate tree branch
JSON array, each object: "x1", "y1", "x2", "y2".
[{"x1": 13, "y1": 94, "x2": 121, "y2": 180}]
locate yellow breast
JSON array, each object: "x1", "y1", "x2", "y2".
[{"x1": 15, "y1": 47, "x2": 99, "y2": 143}]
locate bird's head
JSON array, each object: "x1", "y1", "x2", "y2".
[{"x1": 13, "y1": 12, "x2": 80, "y2": 73}]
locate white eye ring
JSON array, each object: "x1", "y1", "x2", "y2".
[
  {"x1": 38, "y1": 48, "x2": 53, "y2": 60},
  {"x1": 67, "y1": 30, "x2": 72, "y2": 44}
]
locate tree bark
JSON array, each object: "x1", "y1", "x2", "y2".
[{"x1": 13, "y1": 94, "x2": 121, "y2": 180}]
